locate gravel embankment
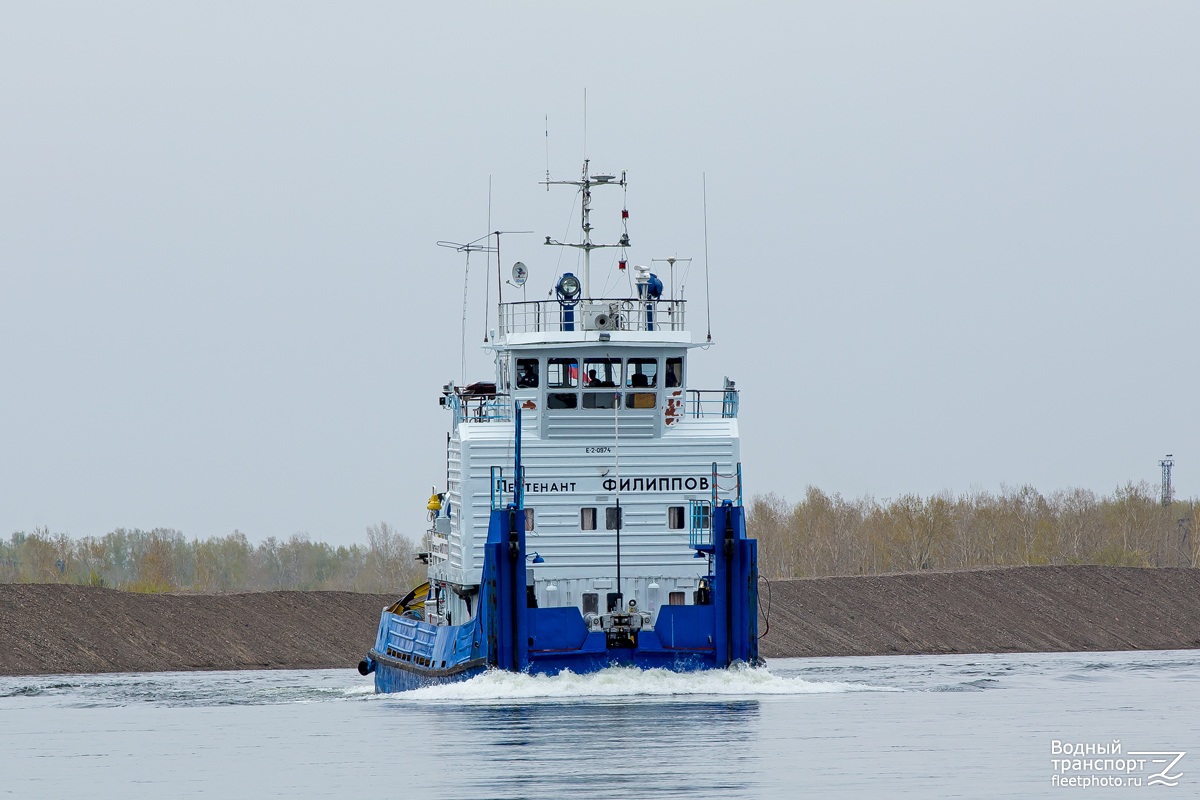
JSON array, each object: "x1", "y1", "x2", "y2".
[{"x1": 2, "y1": 566, "x2": 1198, "y2": 676}]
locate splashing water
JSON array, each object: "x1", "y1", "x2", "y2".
[{"x1": 395, "y1": 664, "x2": 890, "y2": 703}]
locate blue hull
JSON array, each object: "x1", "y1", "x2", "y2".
[
  {"x1": 370, "y1": 649, "x2": 486, "y2": 693},
  {"x1": 361, "y1": 503, "x2": 759, "y2": 694}
]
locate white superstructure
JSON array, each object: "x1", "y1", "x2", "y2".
[{"x1": 426, "y1": 162, "x2": 741, "y2": 629}]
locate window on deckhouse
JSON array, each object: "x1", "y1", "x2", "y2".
[
  {"x1": 583, "y1": 358, "x2": 622, "y2": 409},
  {"x1": 547, "y1": 357, "x2": 578, "y2": 409},
  {"x1": 516, "y1": 358, "x2": 539, "y2": 389},
  {"x1": 668, "y1": 506, "x2": 685, "y2": 529},
  {"x1": 605, "y1": 507, "x2": 622, "y2": 530},
  {"x1": 625, "y1": 357, "x2": 658, "y2": 408},
  {"x1": 665, "y1": 357, "x2": 683, "y2": 388}
]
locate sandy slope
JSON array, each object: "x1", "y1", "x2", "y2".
[{"x1": 2, "y1": 566, "x2": 1198, "y2": 676}]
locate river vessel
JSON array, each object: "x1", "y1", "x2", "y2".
[{"x1": 358, "y1": 161, "x2": 760, "y2": 692}]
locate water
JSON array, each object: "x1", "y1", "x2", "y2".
[{"x1": 2, "y1": 650, "x2": 1196, "y2": 798}]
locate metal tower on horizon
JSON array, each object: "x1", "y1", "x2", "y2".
[{"x1": 1160, "y1": 454, "x2": 1175, "y2": 507}]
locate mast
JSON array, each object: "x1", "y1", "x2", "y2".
[{"x1": 543, "y1": 161, "x2": 630, "y2": 297}]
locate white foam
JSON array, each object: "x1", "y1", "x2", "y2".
[{"x1": 397, "y1": 664, "x2": 888, "y2": 702}]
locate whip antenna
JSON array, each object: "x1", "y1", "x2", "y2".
[
  {"x1": 484, "y1": 176, "x2": 492, "y2": 342},
  {"x1": 703, "y1": 173, "x2": 712, "y2": 342}
]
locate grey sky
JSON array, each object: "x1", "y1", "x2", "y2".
[{"x1": 2, "y1": 3, "x2": 1197, "y2": 546}]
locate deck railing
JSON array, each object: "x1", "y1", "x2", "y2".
[
  {"x1": 686, "y1": 389, "x2": 740, "y2": 419},
  {"x1": 446, "y1": 388, "x2": 739, "y2": 425},
  {"x1": 499, "y1": 298, "x2": 686, "y2": 335},
  {"x1": 444, "y1": 391, "x2": 512, "y2": 427}
]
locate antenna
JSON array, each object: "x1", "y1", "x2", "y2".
[
  {"x1": 652, "y1": 256, "x2": 692, "y2": 301},
  {"x1": 702, "y1": 173, "x2": 712, "y2": 343},
  {"x1": 544, "y1": 114, "x2": 550, "y2": 191},
  {"x1": 1161, "y1": 454, "x2": 1175, "y2": 507},
  {"x1": 507, "y1": 262, "x2": 528, "y2": 301},
  {"x1": 542, "y1": 164, "x2": 629, "y2": 297},
  {"x1": 485, "y1": 176, "x2": 492, "y2": 342},
  {"x1": 437, "y1": 235, "x2": 496, "y2": 383},
  {"x1": 492, "y1": 230, "x2": 534, "y2": 325}
]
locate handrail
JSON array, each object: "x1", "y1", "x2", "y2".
[
  {"x1": 499, "y1": 297, "x2": 686, "y2": 335},
  {"x1": 445, "y1": 388, "x2": 738, "y2": 424},
  {"x1": 687, "y1": 389, "x2": 739, "y2": 419},
  {"x1": 447, "y1": 392, "x2": 512, "y2": 428}
]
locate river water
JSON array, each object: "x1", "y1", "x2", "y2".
[{"x1": 1, "y1": 650, "x2": 1196, "y2": 798}]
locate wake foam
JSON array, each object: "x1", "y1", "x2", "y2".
[{"x1": 397, "y1": 664, "x2": 888, "y2": 702}]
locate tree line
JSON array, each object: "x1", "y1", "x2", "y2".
[
  {"x1": 0, "y1": 523, "x2": 426, "y2": 594},
  {"x1": 3, "y1": 483, "x2": 1196, "y2": 591},
  {"x1": 751, "y1": 483, "x2": 1199, "y2": 579}
]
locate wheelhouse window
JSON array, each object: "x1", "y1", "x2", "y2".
[
  {"x1": 583, "y1": 391, "x2": 620, "y2": 409},
  {"x1": 626, "y1": 358, "x2": 658, "y2": 388},
  {"x1": 665, "y1": 357, "x2": 684, "y2": 388},
  {"x1": 583, "y1": 358, "x2": 621, "y2": 388},
  {"x1": 581, "y1": 508, "x2": 597, "y2": 531},
  {"x1": 547, "y1": 357, "x2": 578, "y2": 409},
  {"x1": 668, "y1": 591, "x2": 686, "y2": 606},
  {"x1": 625, "y1": 392, "x2": 656, "y2": 409},
  {"x1": 515, "y1": 358, "x2": 539, "y2": 389},
  {"x1": 581, "y1": 358, "x2": 621, "y2": 409},
  {"x1": 548, "y1": 358, "x2": 578, "y2": 388}
]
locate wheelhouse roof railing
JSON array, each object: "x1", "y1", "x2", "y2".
[{"x1": 499, "y1": 298, "x2": 686, "y2": 336}]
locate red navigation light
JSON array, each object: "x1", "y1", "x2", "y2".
[
  {"x1": 621, "y1": 209, "x2": 629, "y2": 219},
  {"x1": 618, "y1": 260, "x2": 627, "y2": 271}
]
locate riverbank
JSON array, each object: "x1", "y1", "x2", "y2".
[{"x1": 2, "y1": 566, "x2": 1197, "y2": 676}]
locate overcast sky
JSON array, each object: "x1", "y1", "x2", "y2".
[{"x1": 2, "y1": 2, "x2": 1197, "y2": 546}]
